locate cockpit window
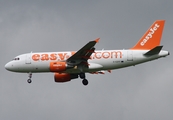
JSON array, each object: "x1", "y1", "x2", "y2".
[{"x1": 13, "y1": 58, "x2": 20, "y2": 60}]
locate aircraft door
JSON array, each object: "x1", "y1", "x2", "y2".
[
  {"x1": 25, "y1": 53, "x2": 31, "y2": 64},
  {"x1": 127, "y1": 51, "x2": 133, "y2": 61}
]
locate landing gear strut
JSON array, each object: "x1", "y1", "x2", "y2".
[
  {"x1": 27, "y1": 72, "x2": 32, "y2": 83},
  {"x1": 80, "y1": 73, "x2": 88, "y2": 86}
]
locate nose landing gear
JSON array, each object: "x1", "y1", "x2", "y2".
[
  {"x1": 27, "y1": 72, "x2": 32, "y2": 83},
  {"x1": 27, "y1": 79, "x2": 32, "y2": 83}
]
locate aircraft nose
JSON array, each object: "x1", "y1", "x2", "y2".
[{"x1": 5, "y1": 62, "x2": 13, "y2": 71}]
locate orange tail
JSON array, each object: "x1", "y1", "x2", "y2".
[{"x1": 131, "y1": 20, "x2": 165, "y2": 50}]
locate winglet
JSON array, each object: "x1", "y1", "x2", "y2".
[
  {"x1": 131, "y1": 20, "x2": 165, "y2": 50},
  {"x1": 95, "y1": 38, "x2": 100, "y2": 43}
]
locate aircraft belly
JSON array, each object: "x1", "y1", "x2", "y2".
[{"x1": 30, "y1": 61, "x2": 50, "y2": 72}]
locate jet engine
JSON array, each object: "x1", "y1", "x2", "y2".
[
  {"x1": 50, "y1": 62, "x2": 67, "y2": 72},
  {"x1": 54, "y1": 73, "x2": 78, "y2": 82}
]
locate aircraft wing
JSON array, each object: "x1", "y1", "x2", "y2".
[{"x1": 66, "y1": 38, "x2": 100, "y2": 66}]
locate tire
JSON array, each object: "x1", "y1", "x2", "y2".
[
  {"x1": 27, "y1": 79, "x2": 32, "y2": 83},
  {"x1": 82, "y1": 79, "x2": 88, "y2": 86}
]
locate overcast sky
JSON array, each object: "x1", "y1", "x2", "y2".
[{"x1": 1, "y1": 0, "x2": 173, "y2": 120}]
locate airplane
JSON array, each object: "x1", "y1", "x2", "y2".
[{"x1": 5, "y1": 20, "x2": 170, "y2": 86}]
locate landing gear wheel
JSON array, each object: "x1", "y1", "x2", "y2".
[
  {"x1": 82, "y1": 79, "x2": 88, "y2": 86},
  {"x1": 27, "y1": 79, "x2": 32, "y2": 83}
]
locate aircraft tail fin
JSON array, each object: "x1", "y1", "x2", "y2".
[
  {"x1": 144, "y1": 46, "x2": 163, "y2": 56},
  {"x1": 131, "y1": 20, "x2": 165, "y2": 50}
]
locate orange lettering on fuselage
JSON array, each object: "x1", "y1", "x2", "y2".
[
  {"x1": 50, "y1": 53, "x2": 57, "y2": 60},
  {"x1": 92, "y1": 51, "x2": 122, "y2": 59},
  {"x1": 94, "y1": 52, "x2": 102, "y2": 59},
  {"x1": 102, "y1": 52, "x2": 110, "y2": 59},
  {"x1": 31, "y1": 51, "x2": 122, "y2": 61},
  {"x1": 32, "y1": 54, "x2": 40, "y2": 61},
  {"x1": 41, "y1": 54, "x2": 49, "y2": 61},
  {"x1": 32, "y1": 52, "x2": 73, "y2": 61},
  {"x1": 110, "y1": 51, "x2": 122, "y2": 58},
  {"x1": 58, "y1": 53, "x2": 67, "y2": 60}
]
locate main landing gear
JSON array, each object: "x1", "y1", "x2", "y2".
[
  {"x1": 80, "y1": 73, "x2": 88, "y2": 86},
  {"x1": 27, "y1": 72, "x2": 32, "y2": 83}
]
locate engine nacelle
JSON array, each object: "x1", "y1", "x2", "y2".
[
  {"x1": 50, "y1": 62, "x2": 67, "y2": 72},
  {"x1": 54, "y1": 73, "x2": 78, "y2": 82}
]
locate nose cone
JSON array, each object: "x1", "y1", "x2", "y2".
[{"x1": 5, "y1": 62, "x2": 13, "y2": 71}]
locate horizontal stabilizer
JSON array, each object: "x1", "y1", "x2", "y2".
[{"x1": 144, "y1": 46, "x2": 163, "y2": 56}]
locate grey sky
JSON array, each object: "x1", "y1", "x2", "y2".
[{"x1": 1, "y1": 0, "x2": 173, "y2": 120}]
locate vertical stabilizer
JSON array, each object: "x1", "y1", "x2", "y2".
[{"x1": 131, "y1": 20, "x2": 165, "y2": 50}]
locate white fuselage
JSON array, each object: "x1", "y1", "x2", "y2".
[{"x1": 5, "y1": 49, "x2": 169, "y2": 73}]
